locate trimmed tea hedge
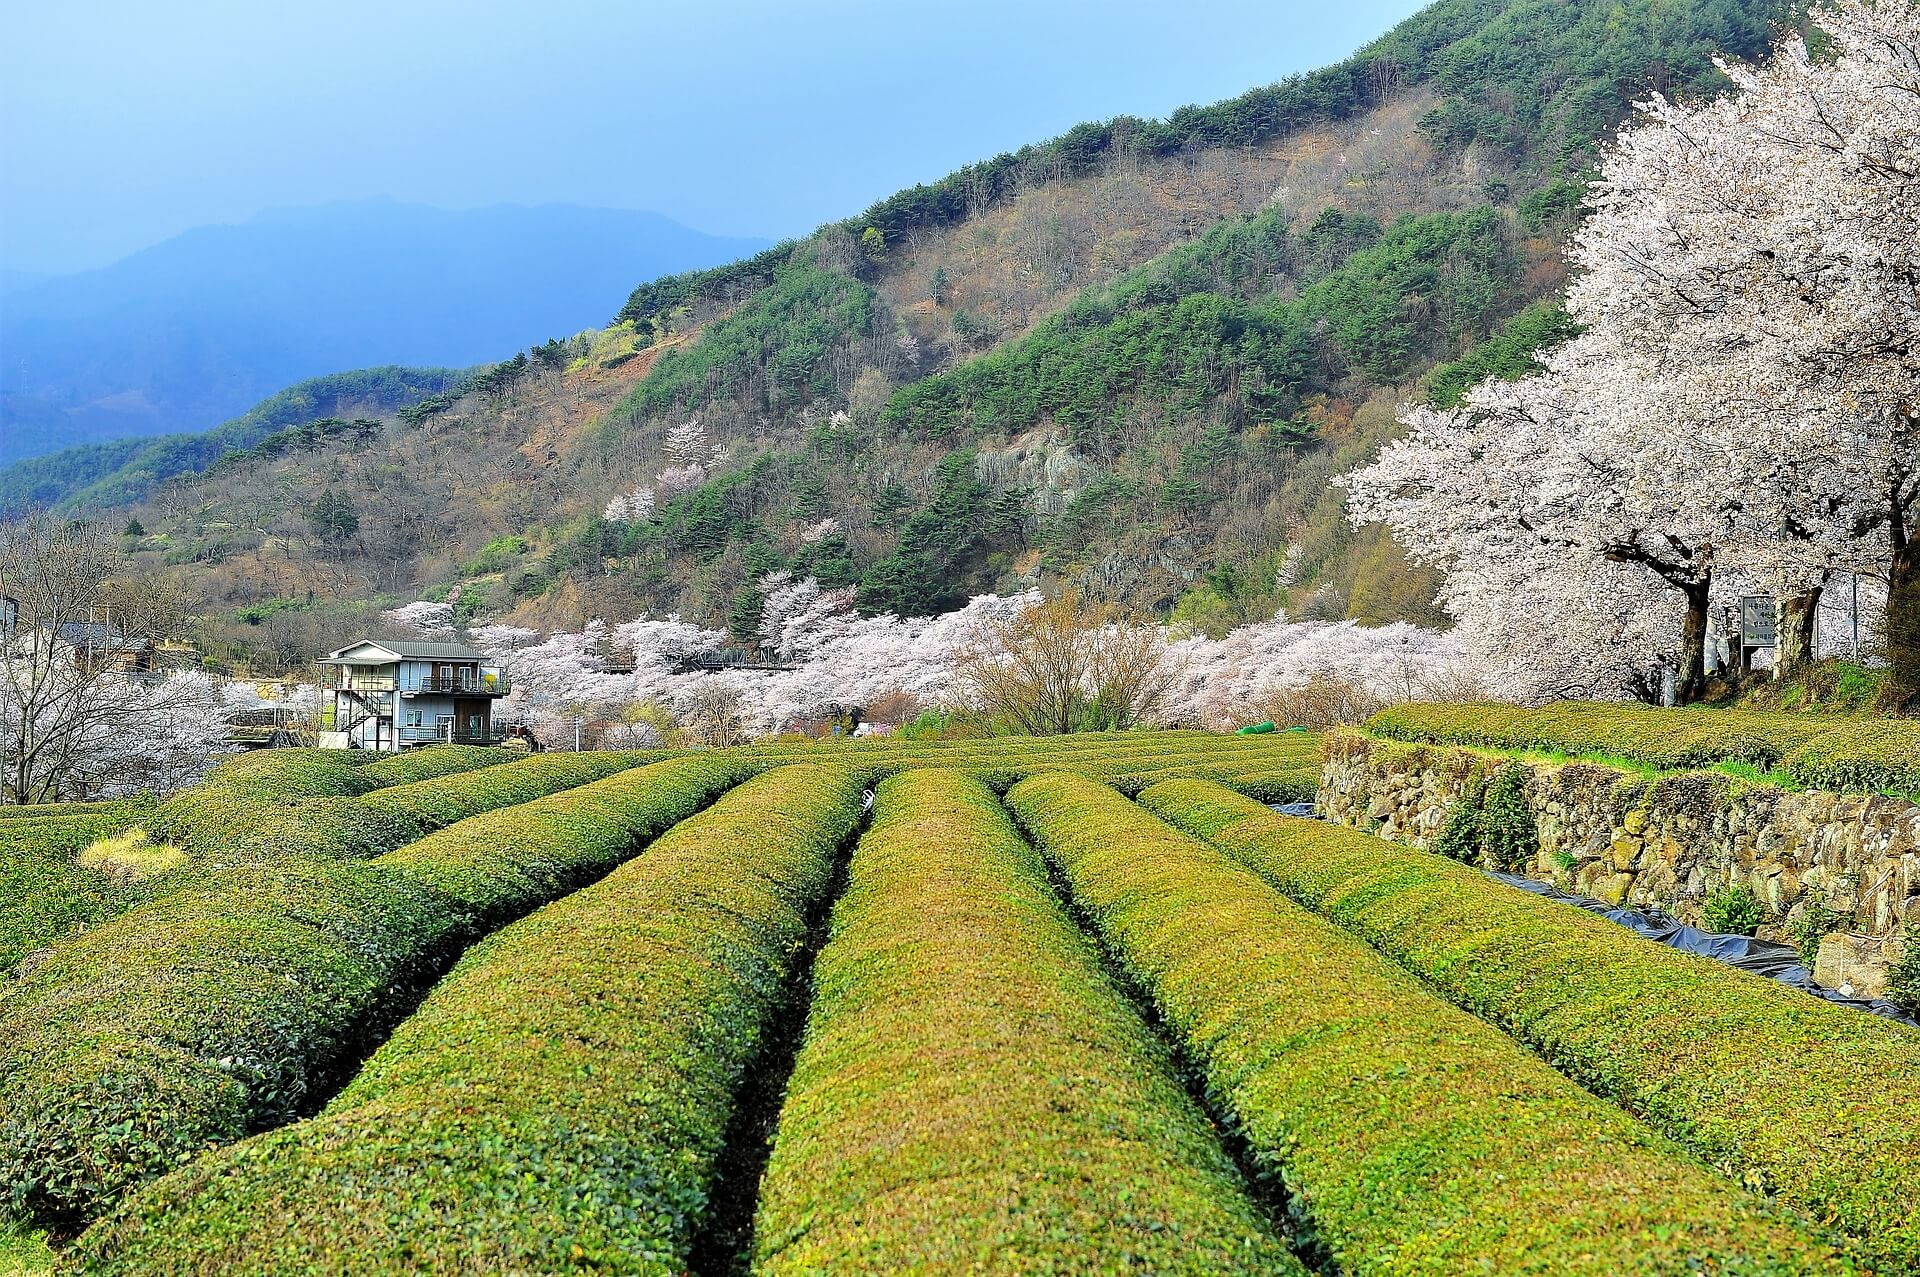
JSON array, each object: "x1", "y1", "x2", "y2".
[
  {"x1": 1366, "y1": 701, "x2": 1920, "y2": 796},
  {"x1": 1778, "y1": 720, "x2": 1920, "y2": 797},
  {"x1": 751, "y1": 770, "x2": 1296, "y2": 1275},
  {"x1": 744, "y1": 731, "x2": 1319, "y2": 798},
  {"x1": 77, "y1": 765, "x2": 864, "y2": 1275},
  {"x1": 0, "y1": 754, "x2": 756, "y2": 1231},
  {"x1": 1139, "y1": 779, "x2": 1920, "y2": 1275},
  {"x1": 1010, "y1": 773, "x2": 1848, "y2": 1277},
  {"x1": 140, "y1": 749, "x2": 387, "y2": 858},
  {"x1": 147, "y1": 749, "x2": 656, "y2": 863},
  {"x1": 0, "y1": 799, "x2": 126, "y2": 821},
  {"x1": 354, "y1": 744, "x2": 516, "y2": 784},
  {"x1": 1, "y1": 805, "x2": 155, "y2": 972},
  {"x1": 354, "y1": 748, "x2": 658, "y2": 832}
]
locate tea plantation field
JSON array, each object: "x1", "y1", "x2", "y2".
[{"x1": 2, "y1": 728, "x2": 1916, "y2": 1275}]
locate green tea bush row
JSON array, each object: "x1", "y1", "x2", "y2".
[
  {"x1": 1365, "y1": 702, "x2": 1920, "y2": 794},
  {"x1": 1138, "y1": 780, "x2": 1920, "y2": 1275},
  {"x1": 751, "y1": 770, "x2": 1296, "y2": 1275},
  {"x1": 1009, "y1": 773, "x2": 1848, "y2": 1277},
  {"x1": 744, "y1": 732, "x2": 1318, "y2": 796},
  {"x1": 0, "y1": 806, "x2": 154, "y2": 972},
  {"x1": 355, "y1": 748, "x2": 658, "y2": 832},
  {"x1": 0, "y1": 754, "x2": 756, "y2": 1231},
  {"x1": 1777, "y1": 721, "x2": 1920, "y2": 797},
  {"x1": 150, "y1": 749, "x2": 656, "y2": 862},
  {"x1": 76, "y1": 765, "x2": 862, "y2": 1275},
  {"x1": 354, "y1": 744, "x2": 516, "y2": 784},
  {"x1": 0, "y1": 799, "x2": 128, "y2": 822}
]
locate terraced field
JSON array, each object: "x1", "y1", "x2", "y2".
[{"x1": 2, "y1": 726, "x2": 1914, "y2": 1275}]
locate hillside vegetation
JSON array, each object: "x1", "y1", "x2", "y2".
[{"x1": 8, "y1": 0, "x2": 1791, "y2": 667}]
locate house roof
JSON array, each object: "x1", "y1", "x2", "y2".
[
  {"x1": 52, "y1": 621, "x2": 150, "y2": 651},
  {"x1": 321, "y1": 638, "x2": 492, "y2": 663}
]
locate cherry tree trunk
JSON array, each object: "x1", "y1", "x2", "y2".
[
  {"x1": 1676, "y1": 580, "x2": 1711, "y2": 704},
  {"x1": 1883, "y1": 546, "x2": 1920, "y2": 710},
  {"x1": 1775, "y1": 589, "x2": 1821, "y2": 680}
]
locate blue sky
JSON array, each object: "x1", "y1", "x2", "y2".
[{"x1": 1, "y1": 0, "x2": 1428, "y2": 275}]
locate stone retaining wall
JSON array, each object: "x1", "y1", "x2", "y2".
[{"x1": 1320, "y1": 729, "x2": 1918, "y2": 996}]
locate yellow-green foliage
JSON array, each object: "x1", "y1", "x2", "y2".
[
  {"x1": 75, "y1": 830, "x2": 186, "y2": 881},
  {"x1": 76, "y1": 766, "x2": 864, "y2": 1275},
  {"x1": 752, "y1": 770, "x2": 1297, "y2": 1275},
  {"x1": 150, "y1": 749, "x2": 654, "y2": 862},
  {"x1": 1370, "y1": 701, "x2": 1830, "y2": 766},
  {"x1": 1011, "y1": 773, "x2": 1848, "y2": 1277},
  {"x1": 141, "y1": 748, "x2": 389, "y2": 859},
  {"x1": 0, "y1": 800, "x2": 127, "y2": 822},
  {"x1": 1778, "y1": 721, "x2": 1920, "y2": 796},
  {"x1": 743, "y1": 728, "x2": 1320, "y2": 798},
  {"x1": 1365, "y1": 702, "x2": 1920, "y2": 796},
  {"x1": 354, "y1": 744, "x2": 515, "y2": 785},
  {"x1": 1138, "y1": 780, "x2": 1920, "y2": 1275},
  {"x1": 354, "y1": 748, "x2": 659, "y2": 833},
  {"x1": 0, "y1": 754, "x2": 754, "y2": 1233}
]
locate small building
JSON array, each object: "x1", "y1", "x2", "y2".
[{"x1": 317, "y1": 639, "x2": 509, "y2": 752}]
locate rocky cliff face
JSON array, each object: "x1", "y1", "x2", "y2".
[{"x1": 1319, "y1": 729, "x2": 1919, "y2": 996}]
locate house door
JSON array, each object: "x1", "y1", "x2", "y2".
[{"x1": 453, "y1": 697, "x2": 488, "y2": 743}]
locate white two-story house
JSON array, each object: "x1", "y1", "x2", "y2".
[{"x1": 318, "y1": 639, "x2": 509, "y2": 752}]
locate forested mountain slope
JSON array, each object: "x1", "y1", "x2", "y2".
[{"x1": 26, "y1": 0, "x2": 1792, "y2": 666}]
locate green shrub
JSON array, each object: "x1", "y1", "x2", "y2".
[
  {"x1": 1138, "y1": 779, "x2": 1920, "y2": 1275},
  {"x1": 0, "y1": 799, "x2": 127, "y2": 821},
  {"x1": 1481, "y1": 762, "x2": 1538, "y2": 870},
  {"x1": 1890, "y1": 936, "x2": 1920, "y2": 1018},
  {"x1": 1787, "y1": 887, "x2": 1845, "y2": 966},
  {"x1": 1010, "y1": 773, "x2": 1842, "y2": 1276},
  {"x1": 148, "y1": 750, "x2": 654, "y2": 863},
  {"x1": 0, "y1": 754, "x2": 756, "y2": 1232},
  {"x1": 752, "y1": 771, "x2": 1294, "y2": 1274},
  {"x1": 1425, "y1": 762, "x2": 1535, "y2": 870},
  {"x1": 76, "y1": 766, "x2": 861, "y2": 1274},
  {"x1": 1431, "y1": 771, "x2": 1489, "y2": 862},
  {"x1": 1702, "y1": 883, "x2": 1765, "y2": 937}
]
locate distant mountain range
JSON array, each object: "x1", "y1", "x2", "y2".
[{"x1": 0, "y1": 200, "x2": 770, "y2": 465}]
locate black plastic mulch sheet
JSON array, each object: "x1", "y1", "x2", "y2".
[
  {"x1": 1266, "y1": 804, "x2": 1916, "y2": 1029},
  {"x1": 1485, "y1": 871, "x2": 1918, "y2": 1028}
]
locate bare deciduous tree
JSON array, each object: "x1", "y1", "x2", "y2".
[
  {"x1": 952, "y1": 592, "x2": 1176, "y2": 735},
  {"x1": 0, "y1": 515, "x2": 204, "y2": 801},
  {"x1": 681, "y1": 681, "x2": 748, "y2": 747}
]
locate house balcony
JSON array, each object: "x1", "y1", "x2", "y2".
[
  {"x1": 399, "y1": 723, "x2": 509, "y2": 746},
  {"x1": 326, "y1": 673, "x2": 398, "y2": 693},
  {"x1": 418, "y1": 671, "x2": 510, "y2": 696}
]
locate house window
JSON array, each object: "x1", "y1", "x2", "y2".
[{"x1": 406, "y1": 710, "x2": 423, "y2": 728}]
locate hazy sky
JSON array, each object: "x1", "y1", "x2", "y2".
[{"x1": 2, "y1": 0, "x2": 1427, "y2": 276}]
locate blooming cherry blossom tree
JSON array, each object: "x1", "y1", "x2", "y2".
[{"x1": 380, "y1": 600, "x2": 455, "y2": 641}]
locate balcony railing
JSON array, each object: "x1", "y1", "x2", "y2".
[
  {"x1": 399, "y1": 723, "x2": 508, "y2": 745},
  {"x1": 323, "y1": 670, "x2": 510, "y2": 695},
  {"x1": 419, "y1": 671, "x2": 510, "y2": 695},
  {"x1": 329, "y1": 674, "x2": 397, "y2": 693}
]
